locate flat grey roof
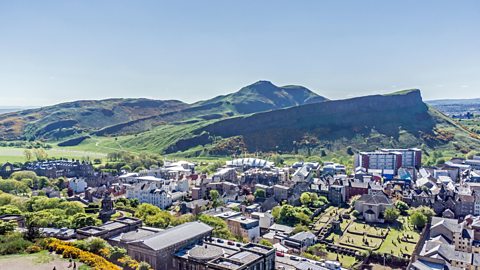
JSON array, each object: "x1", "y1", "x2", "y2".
[{"x1": 139, "y1": 221, "x2": 212, "y2": 251}]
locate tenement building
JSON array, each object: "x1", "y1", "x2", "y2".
[
  {"x1": 410, "y1": 216, "x2": 480, "y2": 270},
  {"x1": 175, "y1": 239, "x2": 275, "y2": 270}
]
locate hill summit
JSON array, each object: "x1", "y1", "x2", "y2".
[
  {"x1": 0, "y1": 81, "x2": 326, "y2": 140},
  {"x1": 195, "y1": 80, "x2": 326, "y2": 114}
]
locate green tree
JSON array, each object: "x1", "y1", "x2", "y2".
[
  {"x1": 33, "y1": 148, "x2": 48, "y2": 161},
  {"x1": 410, "y1": 212, "x2": 428, "y2": 229},
  {"x1": 198, "y1": 214, "x2": 234, "y2": 240},
  {"x1": 0, "y1": 180, "x2": 30, "y2": 194},
  {"x1": 23, "y1": 149, "x2": 33, "y2": 161},
  {"x1": 271, "y1": 206, "x2": 281, "y2": 221},
  {"x1": 254, "y1": 189, "x2": 266, "y2": 198},
  {"x1": 414, "y1": 206, "x2": 435, "y2": 219},
  {"x1": 109, "y1": 246, "x2": 127, "y2": 261},
  {"x1": 209, "y1": 190, "x2": 221, "y2": 208},
  {"x1": 0, "y1": 232, "x2": 32, "y2": 255},
  {"x1": 129, "y1": 198, "x2": 140, "y2": 208},
  {"x1": 0, "y1": 220, "x2": 16, "y2": 235},
  {"x1": 72, "y1": 213, "x2": 101, "y2": 229},
  {"x1": 384, "y1": 208, "x2": 400, "y2": 223},
  {"x1": 309, "y1": 193, "x2": 319, "y2": 203},
  {"x1": 135, "y1": 203, "x2": 161, "y2": 220},
  {"x1": 86, "y1": 237, "x2": 108, "y2": 254},
  {"x1": 292, "y1": 224, "x2": 310, "y2": 234},
  {"x1": 11, "y1": 171, "x2": 38, "y2": 181},
  {"x1": 258, "y1": 239, "x2": 273, "y2": 247},
  {"x1": 0, "y1": 205, "x2": 22, "y2": 216},
  {"x1": 395, "y1": 201, "x2": 409, "y2": 215},
  {"x1": 300, "y1": 192, "x2": 312, "y2": 206}
]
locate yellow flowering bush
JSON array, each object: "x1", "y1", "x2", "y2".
[{"x1": 48, "y1": 238, "x2": 121, "y2": 270}]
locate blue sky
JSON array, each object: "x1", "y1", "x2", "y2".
[{"x1": 0, "y1": 0, "x2": 479, "y2": 106}]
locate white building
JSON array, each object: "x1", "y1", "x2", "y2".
[
  {"x1": 251, "y1": 212, "x2": 274, "y2": 230},
  {"x1": 126, "y1": 182, "x2": 185, "y2": 209},
  {"x1": 68, "y1": 178, "x2": 88, "y2": 193}
]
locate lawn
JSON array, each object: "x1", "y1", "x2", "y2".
[
  {"x1": 324, "y1": 214, "x2": 419, "y2": 257},
  {"x1": 339, "y1": 231, "x2": 384, "y2": 249},
  {"x1": 325, "y1": 251, "x2": 357, "y2": 268},
  {"x1": 313, "y1": 206, "x2": 342, "y2": 232},
  {"x1": 0, "y1": 146, "x2": 107, "y2": 164},
  {"x1": 377, "y1": 216, "x2": 420, "y2": 257},
  {"x1": 348, "y1": 223, "x2": 389, "y2": 237},
  {"x1": 0, "y1": 251, "x2": 90, "y2": 270}
]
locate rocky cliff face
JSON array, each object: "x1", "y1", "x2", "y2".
[{"x1": 197, "y1": 89, "x2": 435, "y2": 151}]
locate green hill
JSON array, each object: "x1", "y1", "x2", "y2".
[
  {"x1": 194, "y1": 80, "x2": 326, "y2": 114},
  {"x1": 0, "y1": 98, "x2": 187, "y2": 141},
  {"x1": 116, "y1": 89, "x2": 480, "y2": 157},
  {"x1": 92, "y1": 80, "x2": 326, "y2": 136},
  {"x1": 0, "y1": 81, "x2": 326, "y2": 142}
]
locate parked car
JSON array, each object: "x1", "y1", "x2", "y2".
[
  {"x1": 290, "y1": 256, "x2": 299, "y2": 261},
  {"x1": 217, "y1": 239, "x2": 224, "y2": 243}
]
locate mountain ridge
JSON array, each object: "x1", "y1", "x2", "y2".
[{"x1": 0, "y1": 81, "x2": 326, "y2": 140}]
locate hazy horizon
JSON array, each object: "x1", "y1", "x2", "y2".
[{"x1": 1, "y1": 0, "x2": 479, "y2": 106}]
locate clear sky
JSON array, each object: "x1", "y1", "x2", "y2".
[{"x1": 0, "y1": 0, "x2": 479, "y2": 106}]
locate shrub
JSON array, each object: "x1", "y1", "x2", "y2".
[
  {"x1": 0, "y1": 232, "x2": 33, "y2": 255},
  {"x1": 26, "y1": 244, "x2": 42, "y2": 253},
  {"x1": 48, "y1": 238, "x2": 121, "y2": 270}
]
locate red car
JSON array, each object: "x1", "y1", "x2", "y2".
[{"x1": 276, "y1": 251, "x2": 284, "y2": 257}]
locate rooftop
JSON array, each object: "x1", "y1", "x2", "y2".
[{"x1": 135, "y1": 221, "x2": 212, "y2": 251}]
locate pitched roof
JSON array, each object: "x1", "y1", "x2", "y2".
[
  {"x1": 289, "y1": 231, "x2": 316, "y2": 241},
  {"x1": 357, "y1": 194, "x2": 392, "y2": 205},
  {"x1": 135, "y1": 221, "x2": 212, "y2": 251}
]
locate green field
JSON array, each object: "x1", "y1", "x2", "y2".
[{"x1": 0, "y1": 145, "x2": 107, "y2": 164}]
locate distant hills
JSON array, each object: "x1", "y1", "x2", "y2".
[
  {"x1": 0, "y1": 99, "x2": 187, "y2": 141},
  {"x1": 0, "y1": 81, "x2": 326, "y2": 141},
  {"x1": 1, "y1": 82, "x2": 479, "y2": 158}
]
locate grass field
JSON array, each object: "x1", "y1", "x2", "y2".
[
  {"x1": 0, "y1": 251, "x2": 90, "y2": 270},
  {"x1": 0, "y1": 146, "x2": 108, "y2": 164}
]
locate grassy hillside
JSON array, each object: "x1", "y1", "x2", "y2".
[
  {"x1": 93, "y1": 80, "x2": 326, "y2": 136},
  {"x1": 0, "y1": 81, "x2": 326, "y2": 141},
  {"x1": 0, "y1": 98, "x2": 187, "y2": 141},
  {"x1": 194, "y1": 80, "x2": 326, "y2": 114},
  {"x1": 111, "y1": 89, "x2": 480, "y2": 160}
]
